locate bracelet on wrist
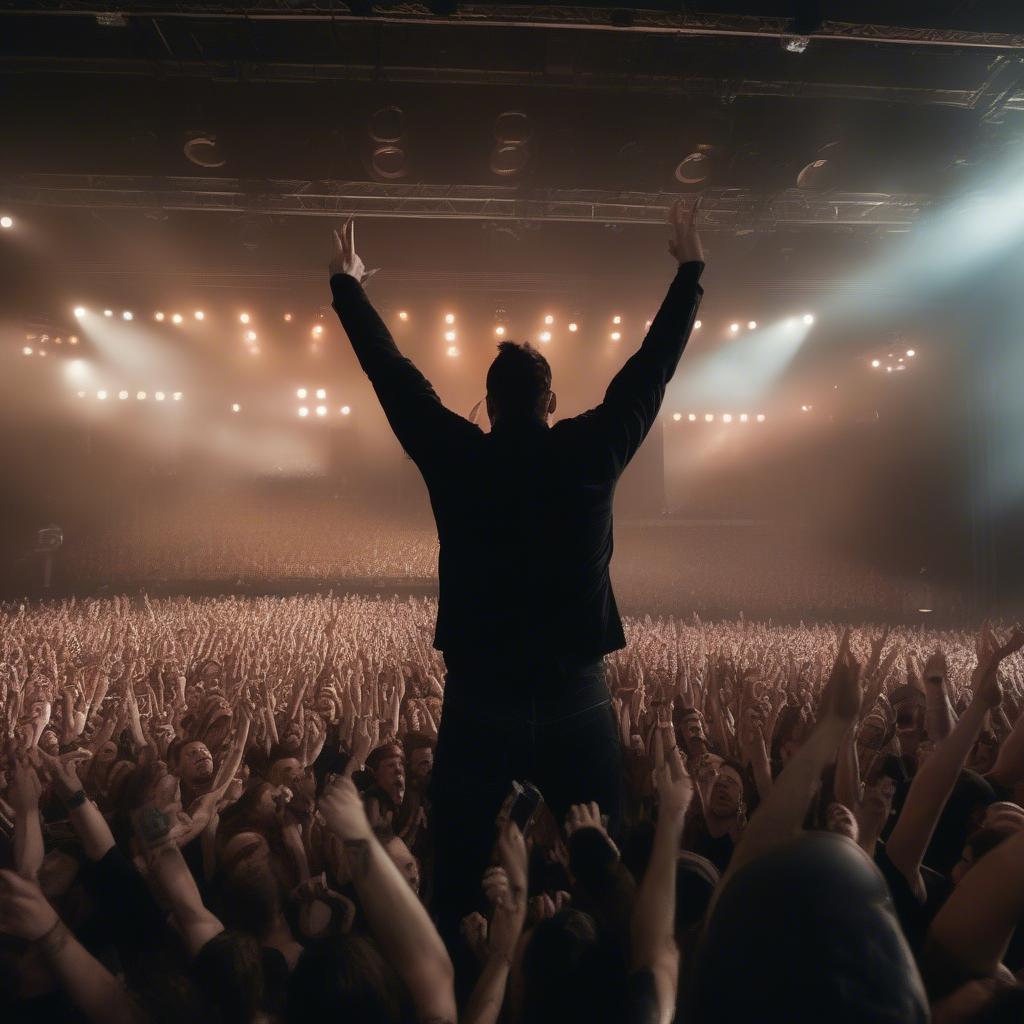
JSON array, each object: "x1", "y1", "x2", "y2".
[{"x1": 64, "y1": 789, "x2": 88, "y2": 810}]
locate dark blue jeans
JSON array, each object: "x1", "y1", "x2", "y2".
[{"x1": 429, "y1": 656, "x2": 623, "y2": 933}]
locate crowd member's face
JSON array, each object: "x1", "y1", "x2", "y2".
[
  {"x1": 709, "y1": 766, "x2": 743, "y2": 820},
  {"x1": 678, "y1": 712, "x2": 707, "y2": 757},
  {"x1": 858, "y1": 716, "x2": 886, "y2": 752},
  {"x1": 315, "y1": 694, "x2": 336, "y2": 720},
  {"x1": 269, "y1": 757, "x2": 303, "y2": 789},
  {"x1": 97, "y1": 740, "x2": 118, "y2": 764},
  {"x1": 374, "y1": 755, "x2": 405, "y2": 805},
  {"x1": 408, "y1": 747, "x2": 433, "y2": 788},
  {"x1": 38, "y1": 730, "x2": 59, "y2": 756},
  {"x1": 970, "y1": 738, "x2": 999, "y2": 774},
  {"x1": 180, "y1": 741, "x2": 215, "y2": 786},
  {"x1": 384, "y1": 836, "x2": 420, "y2": 895},
  {"x1": 825, "y1": 802, "x2": 859, "y2": 843}
]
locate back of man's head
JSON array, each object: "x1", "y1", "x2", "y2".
[{"x1": 486, "y1": 341, "x2": 552, "y2": 421}]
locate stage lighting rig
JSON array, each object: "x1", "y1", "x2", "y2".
[{"x1": 0, "y1": 215, "x2": 13, "y2": 229}]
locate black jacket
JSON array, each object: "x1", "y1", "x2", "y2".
[{"x1": 331, "y1": 262, "x2": 704, "y2": 675}]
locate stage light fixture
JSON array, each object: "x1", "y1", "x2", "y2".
[
  {"x1": 445, "y1": 330, "x2": 456, "y2": 342},
  {"x1": 705, "y1": 414, "x2": 714, "y2": 422},
  {"x1": 122, "y1": 311, "x2": 133, "y2": 321},
  {"x1": 490, "y1": 111, "x2": 532, "y2": 178},
  {"x1": 155, "y1": 312, "x2": 165, "y2": 321},
  {"x1": 730, "y1": 323, "x2": 740, "y2": 333},
  {"x1": 232, "y1": 403, "x2": 241, "y2": 413},
  {"x1": 368, "y1": 106, "x2": 408, "y2": 181},
  {"x1": 97, "y1": 390, "x2": 107, "y2": 400},
  {"x1": 137, "y1": 391, "x2": 147, "y2": 400},
  {"x1": 245, "y1": 330, "x2": 257, "y2": 342},
  {"x1": 74, "y1": 306, "x2": 86, "y2": 318},
  {"x1": 118, "y1": 390, "x2": 129, "y2": 400},
  {"x1": 341, "y1": 405, "x2": 351, "y2": 415},
  {"x1": 0, "y1": 216, "x2": 12, "y2": 229},
  {"x1": 801, "y1": 404, "x2": 811, "y2": 412},
  {"x1": 568, "y1": 323, "x2": 578, "y2": 333},
  {"x1": 694, "y1": 320, "x2": 702, "y2": 329},
  {"x1": 906, "y1": 349, "x2": 916, "y2": 357},
  {"x1": 803, "y1": 313, "x2": 815, "y2": 325},
  {"x1": 284, "y1": 313, "x2": 293, "y2": 322},
  {"x1": 723, "y1": 414, "x2": 733, "y2": 423},
  {"x1": 739, "y1": 414, "x2": 749, "y2": 423},
  {"x1": 539, "y1": 331, "x2": 551, "y2": 343},
  {"x1": 645, "y1": 320, "x2": 652, "y2": 330},
  {"x1": 748, "y1": 321, "x2": 757, "y2": 330},
  {"x1": 446, "y1": 346, "x2": 459, "y2": 358},
  {"x1": 173, "y1": 392, "x2": 182, "y2": 401},
  {"x1": 316, "y1": 388, "x2": 326, "y2": 400},
  {"x1": 444, "y1": 313, "x2": 455, "y2": 324},
  {"x1": 312, "y1": 325, "x2": 324, "y2": 337},
  {"x1": 22, "y1": 346, "x2": 32, "y2": 355},
  {"x1": 194, "y1": 311, "x2": 204, "y2": 321},
  {"x1": 155, "y1": 391, "x2": 165, "y2": 401},
  {"x1": 398, "y1": 311, "x2": 408, "y2": 321},
  {"x1": 757, "y1": 414, "x2": 766, "y2": 423},
  {"x1": 172, "y1": 314, "x2": 183, "y2": 324},
  {"x1": 104, "y1": 310, "x2": 113, "y2": 318},
  {"x1": 297, "y1": 388, "x2": 307, "y2": 399},
  {"x1": 871, "y1": 359, "x2": 881, "y2": 368},
  {"x1": 316, "y1": 405, "x2": 327, "y2": 417},
  {"x1": 672, "y1": 413, "x2": 682, "y2": 421},
  {"x1": 610, "y1": 331, "x2": 621, "y2": 342},
  {"x1": 240, "y1": 313, "x2": 250, "y2": 324},
  {"x1": 38, "y1": 350, "x2": 47, "y2": 357},
  {"x1": 612, "y1": 315, "x2": 621, "y2": 325},
  {"x1": 544, "y1": 314, "x2": 554, "y2": 325},
  {"x1": 495, "y1": 325, "x2": 506, "y2": 337},
  {"x1": 298, "y1": 407, "x2": 309, "y2": 417},
  {"x1": 69, "y1": 336, "x2": 78, "y2": 344},
  {"x1": 887, "y1": 366, "x2": 893, "y2": 373},
  {"x1": 688, "y1": 413, "x2": 696, "y2": 422}
]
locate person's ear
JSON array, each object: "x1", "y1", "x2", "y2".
[{"x1": 547, "y1": 391, "x2": 557, "y2": 417}]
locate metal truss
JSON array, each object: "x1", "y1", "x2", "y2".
[
  {"x1": 0, "y1": 174, "x2": 932, "y2": 231},
  {"x1": 4, "y1": 3, "x2": 1024, "y2": 51}
]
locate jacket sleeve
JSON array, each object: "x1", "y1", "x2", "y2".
[
  {"x1": 330, "y1": 273, "x2": 474, "y2": 466},
  {"x1": 582, "y1": 261, "x2": 704, "y2": 478}
]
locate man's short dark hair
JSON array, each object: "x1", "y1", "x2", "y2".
[{"x1": 486, "y1": 341, "x2": 552, "y2": 419}]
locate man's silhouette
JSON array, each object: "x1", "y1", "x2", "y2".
[{"x1": 329, "y1": 204, "x2": 704, "y2": 925}]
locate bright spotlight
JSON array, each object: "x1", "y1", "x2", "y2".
[
  {"x1": 297, "y1": 388, "x2": 307, "y2": 399},
  {"x1": 398, "y1": 311, "x2": 408, "y2": 321},
  {"x1": 155, "y1": 312, "x2": 165, "y2": 322},
  {"x1": 445, "y1": 330, "x2": 457, "y2": 342},
  {"x1": 757, "y1": 414, "x2": 766, "y2": 423},
  {"x1": 444, "y1": 313, "x2": 455, "y2": 324},
  {"x1": 871, "y1": 359, "x2": 881, "y2": 368},
  {"x1": 316, "y1": 388, "x2": 326, "y2": 400},
  {"x1": 194, "y1": 311, "x2": 204, "y2": 321},
  {"x1": 672, "y1": 412, "x2": 682, "y2": 421},
  {"x1": 240, "y1": 313, "x2": 250, "y2": 324},
  {"x1": 104, "y1": 310, "x2": 113, "y2": 318},
  {"x1": 747, "y1": 321, "x2": 757, "y2": 330},
  {"x1": 68, "y1": 359, "x2": 86, "y2": 377},
  {"x1": 739, "y1": 414, "x2": 749, "y2": 423},
  {"x1": 886, "y1": 366, "x2": 893, "y2": 373},
  {"x1": 312, "y1": 325, "x2": 324, "y2": 337},
  {"x1": 610, "y1": 331, "x2": 621, "y2": 342},
  {"x1": 645, "y1": 320, "x2": 652, "y2": 330},
  {"x1": 694, "y1": 320, "x2": 701, "y2": 329},
  {"x1": 803, "y1": 313, "x2": 815, "y2": 325},
  {"x1": 172, "y1": 392, "x2": 183, "y2": 401},
  {"x1": 22, "y1": 346, "x2": 32, "y2": 355},
  {"x1": 73, "y1": 306, "x2": 86, "y2": 318},
  {"x1": 69, "y1": 336, "x2": 78, "y2": 345},
  {"x1": 800, "y1": 404, "x2": 811, "y2": 412},
  {"x1": 729, "y1": 323, "x2": 740, "y2": 333},
  {"x1": 544, "y1": 314, "x2": 554, "y2": 325},
  {"x1": 172, "y1": 314, "x2": 183, "y2": 324},
  {"x1": 298, "y1": 406, "x2": 309, "y2": 418},
  {"x1": 137, "y1": 391, "x2": 147, "y2": 400},
  {"x1": 97, "y1": 390, "x2": 107, "y2": 400},
  {"x1": 688, "y1": 413, "x2": 697, "y2": 422},
  {"x1": 495, "y1": 325, "x2": 507, "y2": 337},
  {"x1": 906, "y1": 349, "x2": 916, "y2": 357},
  {"x1": 612, "y1": 315, "x2": 622, "y2": 325},
  {"x1": 0, "y1": 216, "x2": 12, "y2": 229},
  {"x1": 539, "y1": 331, "x2": 551, "y2": 343},
  {"x1": 568, "y1": 323, "x2": 578, "y2": 333},
  {"x1": 704, "y1": 413, "x2": 714, "y2": 423},
  {"x1": 284, "y1": 313, "x2": 293, "y2": 322},
  {"x1": 232, "y1": 403, "x2": 241, "y2": 413},
  {"x1": 122, "y1": 311, "x2": 133, "y2": 321},
  {"x1": 446, "y1": 346, "x2": 459, "y2": 358},
  {"x1": 155, "y1": 391, "x2": 165, "y2": 401},
  {"x1": 341, "y1": 405, "x2": 351, "y2": 415},
  {"x1": 316, "y1": 405, "x2": 327, "y2": 417},
  {"x1": 118, "y1": 390, "x2": 129, "y2": 400},
  {"x1": 242, "y1": 330, "x2": 256, "y2": 343},
  {"x1": 723, "y1": 413, "x2": 733, "y2": 423}
]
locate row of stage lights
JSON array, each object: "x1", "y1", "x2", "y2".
[
  {"x1": 77, "y1": 390, "x2": 184, "y2": 401},
  {"x1": 871, "y1": 349, "x2": 916, "y2": 372},
  {"x1": 23, "y1": 333, "x2": 79, "y2": 356},
  {"x1": 671, "y1": 413, "x2": 767, "y2": 424}
]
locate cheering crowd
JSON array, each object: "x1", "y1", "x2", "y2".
[{"x1": 1, "y1": 593, "x2": 1024, "y2": 1022}]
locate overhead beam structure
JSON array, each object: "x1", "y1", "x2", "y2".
[{"x1": 0, "y1": 174, "x2": 932, "y2": 231}]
